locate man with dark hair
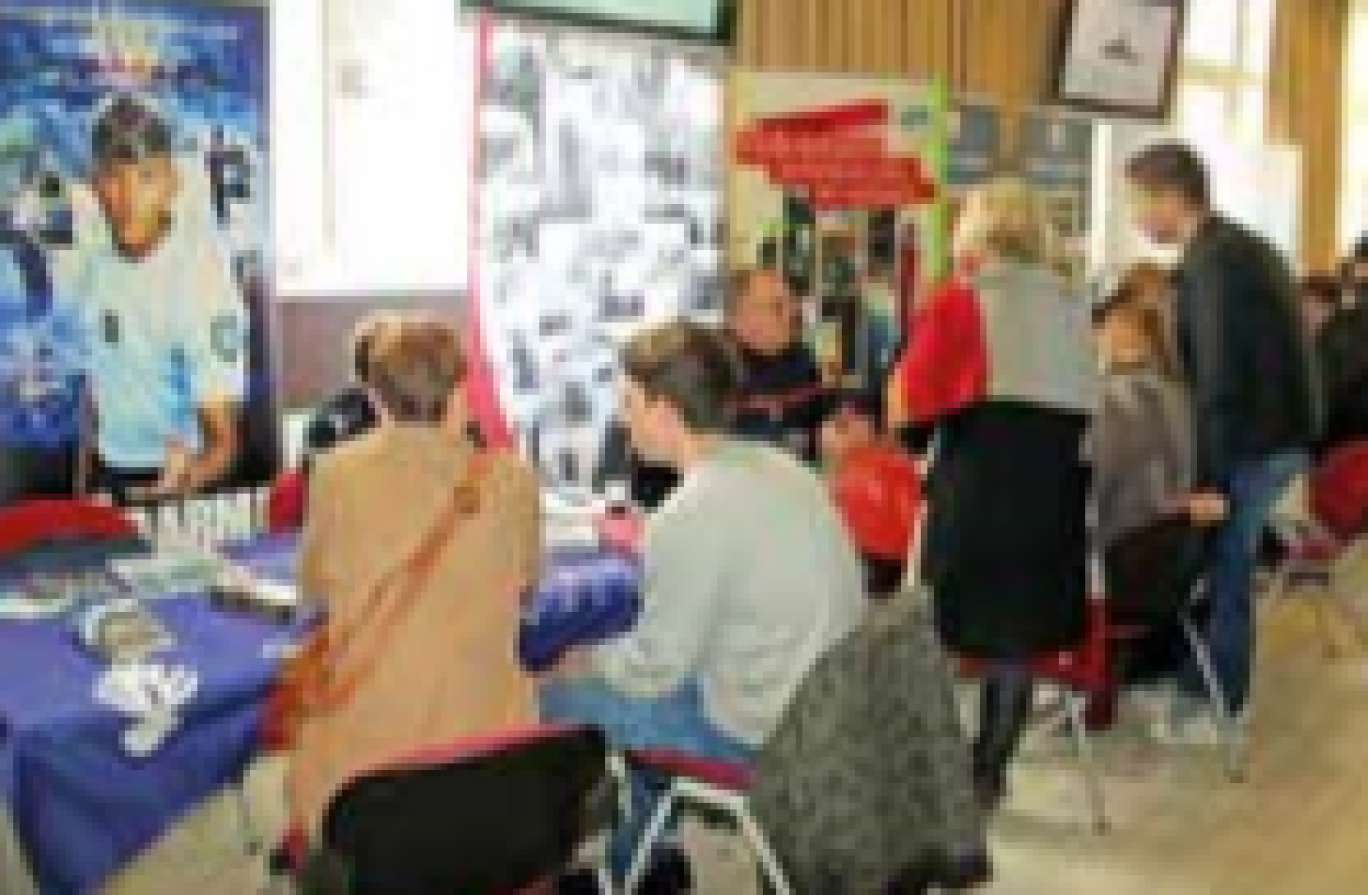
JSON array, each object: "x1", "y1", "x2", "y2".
[
  {"x1": 726, "y1": 267, "x2": 828, "y2": 463},
  {"x1": 1125, "y1": 140, "x2": 1320, "y2": 741},
  {"x1": 59, "y1": 95, "x2": 247, "y2": 502},
  {"x1": 1303, "y1": 268, "x2": 1368, "y2": 457},
  {"x1": 542, "y1": 320, "x2": 866, "y2": 882}
]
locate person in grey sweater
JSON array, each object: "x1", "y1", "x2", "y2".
[{"x1": 541, "y1": 320, "x2": 866, "y2": 883}]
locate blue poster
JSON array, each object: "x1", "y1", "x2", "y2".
[
  {"x1": 0, "y1": 0, "x2": 276, "y2": 504},
  {"x1": 948, "y1": 99, "x2": 1000, "y2": 190}
]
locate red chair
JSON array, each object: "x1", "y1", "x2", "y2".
[
  {"x1": 265, "y1": 468, "x2": 307, "y2": 535},
  {"x1": 1270, "y1": 441, "x2": 1368, "y2": 656},
  {"x1": 624, "y1": 750, "x2": 791, "y2": 894},
  {"x1": 0, "y1": 497, "x2": 139, "y2": 557},
  {"x1": 959, "y1": 596, "x2": 1113, "y2": 833}
]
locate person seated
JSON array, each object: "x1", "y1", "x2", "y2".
[
  {"x1": 289, "y1": 314, "x2": 543, "y2": 839},
  {"x1": 1300, "y1": 272, "x2": 1368, "y2": 458},
  {"x1": 820, "y1": 389, "x2": 922, "y2": 598},
  {"x1": 541, "y1": 320, "x2": 867, "y2": 882},
  {"x1": 1092, "y1": 274, "x2": 1227, "y2": 713},
  {"x1": 300, "y1": 313, "x2": 390, "y2": 476},
  {"x1": 725, "y1": 268, "x2": 830, "y2": 463}
]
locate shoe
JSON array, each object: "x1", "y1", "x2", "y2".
[
  {"x1": 1153, "y1": 699, "x2": 1250, "y2": 749},
  {"x1": 639, "y1": 844, "x2": 693, "y2": 894}
]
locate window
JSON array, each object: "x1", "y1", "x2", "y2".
[{"x1": 1174, "y1": 0, "x2": 1277, "y2": 141}]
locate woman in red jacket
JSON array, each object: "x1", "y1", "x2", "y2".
[{"x1": 896, "y1": 178, "x2": 1098, "y2": 811}]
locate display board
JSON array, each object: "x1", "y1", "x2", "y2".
[
  {"x1": 1017, "y1": 107, "x2": 1095, "y2": 283},
  {"x1": 473, "y1": 18, "x2": 723, "y2": 497},
  {"x1": 465, "y1": 0, "x2": 734, "y2": 43},
  {"x1": 0, "y1": 0, "x2": 277, "y2": 504},
  {"x1": 728, "y1": 70, "x2": 947, "y2": 389}
]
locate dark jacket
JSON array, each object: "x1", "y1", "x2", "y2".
[
  {"x1": 898, "y1": 264, "x2": 1096, "y2": 658},
  {"x1": 731, "y1": 340, "x2": 830, "y2": 464},
  {"x1": 1174, "y1": 216, "x2": 1321, "y2": 488},
  {"x1": 1315, "y1": 303, "x2": 1368, "y2": 457}
]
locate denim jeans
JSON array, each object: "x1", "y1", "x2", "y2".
[
  {"x1": 539, "y1": 679, "x2": 755, "y2": 881},
  {"x1": 1181, "y1": 450, "x2": 1306, "y2": 714}
]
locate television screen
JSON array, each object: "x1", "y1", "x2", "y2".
[{"x1": 465, "y1": 0, "x2": 735, "y2": 43}]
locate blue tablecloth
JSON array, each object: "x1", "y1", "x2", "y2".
[{"x1": 0, "y1": 535, "x2": 640, "y2": 894}]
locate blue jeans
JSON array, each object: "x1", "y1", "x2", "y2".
[
  {"x1": 1182, "y1": 450, "x2": 1306, "y2": 714},
  {"x1": 539, "y1": 679, "x2": 754, "y2": 881}
]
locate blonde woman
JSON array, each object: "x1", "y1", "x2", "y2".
[{"x1": 895, "y1": 178, "x2": 1098, "y2": 811}]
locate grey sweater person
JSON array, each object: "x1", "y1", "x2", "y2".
[
  {"x1": 591, "y1": 439, "x2": 867, "y2": 747},
  {"x1": 1092, "y1": 362, "x2": 1195, "y2": 548}
]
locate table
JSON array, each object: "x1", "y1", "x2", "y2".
[{"x1": 0, "y1": 535, "x2": 640, "y2": 894}]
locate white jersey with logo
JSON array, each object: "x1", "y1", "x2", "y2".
[{"x1": 54, "y1": 182, "x2": 247, "y2": 470}]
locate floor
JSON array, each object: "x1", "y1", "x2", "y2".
[{"x1": 104, "y1": 555, "x2": 1368, "y2": 895}]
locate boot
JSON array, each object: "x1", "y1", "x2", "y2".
[{"x1": 972, "y1": 669, "x2": 1035, "y2": 813}]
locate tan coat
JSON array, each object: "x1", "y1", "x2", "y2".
[{"x1": 288, "y1": 423, "x2": 542, "y2": 835}]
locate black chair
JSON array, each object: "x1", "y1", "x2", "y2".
[{"x1": 294, "y1": 725, "x2": 617, "y2": 894}]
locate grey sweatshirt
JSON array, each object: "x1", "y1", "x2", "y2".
[
  {"x1": 592, "y1": 439, "x2": 867, "y2": 746},
  {"x1": 1092, "y1": 364, "x2": 1195, "y2": 547}
]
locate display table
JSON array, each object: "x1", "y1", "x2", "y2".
[{"x1": 0, "y1": 534, "x2": 640, "y2": 894}]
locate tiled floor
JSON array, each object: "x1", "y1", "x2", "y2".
[{"x1": 104, "y1": 554, "x2": 1368, "y2": 894}]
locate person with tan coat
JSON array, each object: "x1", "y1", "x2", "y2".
[{"x1": 287, "y1": 315, "x2": 542, "y2": 836}]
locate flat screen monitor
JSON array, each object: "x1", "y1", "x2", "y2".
[{"x1": 464, "y1": 0, "x2": 736, "y2": 43}]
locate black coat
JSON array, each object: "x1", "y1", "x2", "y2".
[
  {"x1": 922, "y1": 402, "x2": 1090, "y2": 658},
  {"x1": 1174, "y1": 216, "x2": 1321, "y2": 487},
  {"x1": 1315, "y1": 303, "x2": 1368, "y2": 457}
]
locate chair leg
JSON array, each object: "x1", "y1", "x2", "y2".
[
  {"x1": 233, "y1": 777, "x2": 263, "y2": 856},
  {"x1": 1062, "y1": 691, "x2": 1109, "y2": 834},
  {"x1": 1179, "y1": 617, "x2": 1245, "y2": 782},
  {"x1": 736, "y1": 808, "x2": 794, "y2": 895},
  {"x1": 1308, "y1": 583, "x2": 1345, "y2": 658},
  {"x1": 623, "y1": 786, "x2": 678, "y2": 894}
]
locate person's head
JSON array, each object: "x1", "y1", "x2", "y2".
[
  {"x1": 1343, "y1": 237, "x2": 1368, "y2": 303},
  {"x1": 725, "y1": 268, "x2": 800, "y2": 357},
  {"x1": 91, "y1": 95, "x2": 178, "y2": 258},
  {"x1": 620, "y1": 320, "x2": 741, "y2": 468},
  {"x1": 1300, "y1": 273, "x2": 1343, "y2": 337},
  {"x1": 1125, "y1": 141, "x2": 1211, "y2": 247},
  {"x1": 350, "y1": 312, "x2": 395, "y2": 387},
  {"x1": 952, "y1": 177, "x2": 1058, "y2": 271},
  {"x1": 1095, "y1": 275, "x2": 1176, "y2": 375},
  {"x1": 367, "y1": 315, "x2": 469, "y2": 427},
  {"x1": 819, "y1": 390, "x2": 883, "y2": 470}
]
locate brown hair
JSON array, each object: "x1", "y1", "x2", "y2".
[
  {"x1": 1126, "y1": 141, "x2": 1211, "y2": 207},
  {"x1": 351, "y1": 312, "x2": 396, "y2": 385},
  {"x1": 368, "y1": 315, "x2": 468, "y2": 424},
  {"x1": 621, "y1": 320, "x2": 741, "y2": 432},
  {"x1": 1100, "y1": 269, "x2": 1179, "y2": 378}
]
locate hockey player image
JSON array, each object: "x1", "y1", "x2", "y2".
[{"x1": 57, "y1": 95, "x2": 247, "y2": 503}]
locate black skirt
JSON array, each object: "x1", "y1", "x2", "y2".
[{"x1": 922, "y1": 402, "x2": 1090, "y2": 659}]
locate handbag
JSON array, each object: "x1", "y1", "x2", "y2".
[{"x1": 267, "y1": 449, "x2": 493, "y2": 749}]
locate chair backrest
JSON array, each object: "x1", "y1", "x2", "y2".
[
  {"x1": 1104, "y1": 516, "x2": 1214, "y2": 626},
  {"x1": 1310, "y1": 441, "x2": 1368, "y2": 540},
  {"x1": 320, "y1": 725, "x2": 613, "y2": 894},
  {"x1": 0, "y1": 498, "x2": 139, "y2": 558}
]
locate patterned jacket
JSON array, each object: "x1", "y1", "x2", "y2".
[{"x1": 749, "y1": 594, "x2": 990, "y2": 893}]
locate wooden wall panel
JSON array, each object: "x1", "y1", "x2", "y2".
[
  {"x1": 736, "y1": 0, "x2": 1346, "y2": 268},
  {"x1": 1269, "y1": 0, "x2": 1348, "y2": 268}
]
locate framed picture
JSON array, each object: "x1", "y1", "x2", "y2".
[{"x1": 1050, "y1": 0, "x2": 1187, "y2": 120}]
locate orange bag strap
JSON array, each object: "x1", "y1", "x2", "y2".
[{"x1": 317, "y1": 448, "x2": 496, "y2": 708}]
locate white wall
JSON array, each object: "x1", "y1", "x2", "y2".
[{"x1": 272, "y1": 0, "x2": 474, "y2": 298}]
